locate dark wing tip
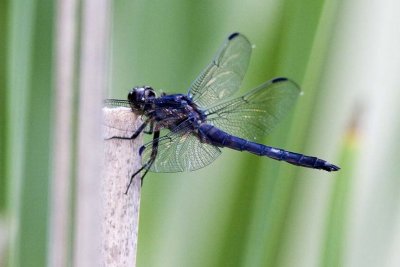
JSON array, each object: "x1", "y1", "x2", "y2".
[
  {"x1": 228, "y1": 32, "x2": 240, "y2": 40},
  {"x1": 271, "y1": 77, "x2": 288, "y2": 83},
  {"x1": 270, "y1": 77, "x2": 302, "y2": 95}
]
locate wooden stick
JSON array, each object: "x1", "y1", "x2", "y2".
[{"x1": 101, "y1": 107, "x2": 142, "y2": 267}]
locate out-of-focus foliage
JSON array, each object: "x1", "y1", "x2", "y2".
[
  {"x1": 5, "y1": 0, "x2": 54, "y2": 266},
  {"x1": 0, "y1": 0, "x2": 8, "y2": 213}
]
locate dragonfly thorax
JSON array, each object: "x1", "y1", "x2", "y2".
[{"x1": 128, "y1": 86, "x2": 157, "y2": 112}]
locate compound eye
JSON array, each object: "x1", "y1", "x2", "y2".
[
  {"x1": 146, "y1": 89, "x2": 156, "y2": 98},
  {"x1": 127, "y1": 89, "x2": 137, "y2": 102}
]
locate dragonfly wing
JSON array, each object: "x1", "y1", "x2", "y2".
[
  {"x1": 141, "y1": 121, "x2": 221, "y2": 173},
  {"x1": 188, "y1": 33, "x2": 252, "y2": 108},
  {"x1": 205, "y1": 78, "x2": 301, "y2": 141},
  {"x1": 104, "y1": 99, "x2": 131, "y2": 108}
]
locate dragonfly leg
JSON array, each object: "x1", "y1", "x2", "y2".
[
  {"x1": 139, "y1": 162, "x2": 152, "y2": 187},
  {"x1": 124, "y1": 164, "x2": 147, "y2": 194},
  {"x1": 143, "y1": 121, "x2": 154, "y2": 134},
  {"x1": 106, "y1": 120, "x2": 149, "y2": 140},
  {"x1": 124, "y1": 130, "x2": 160, "y2": 194}
]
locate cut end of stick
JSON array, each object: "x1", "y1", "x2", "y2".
[{"x1": 101, "y1": 107, "x2": 142, "y2": 267}]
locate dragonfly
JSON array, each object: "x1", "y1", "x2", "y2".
[{"x1": 105, "y1": 32, "x2": 339, "y2": 192}]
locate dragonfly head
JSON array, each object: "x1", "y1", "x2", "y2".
[{"x1": 128, "y1": 86, "x2": 157, "y2": 111}]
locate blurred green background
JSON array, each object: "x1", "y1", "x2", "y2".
[{"x1": 2, "y1": 0, "x2": 400, "y2": 266}]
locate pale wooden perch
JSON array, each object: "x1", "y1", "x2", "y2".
[{"x1": 102, "y1": 107, "x2": 143, "y2": 267}]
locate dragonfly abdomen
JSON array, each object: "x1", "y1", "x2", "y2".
[{"x1": 200, "y1": 124, "x2": 339, "y2": 172}]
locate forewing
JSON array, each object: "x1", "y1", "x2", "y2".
[
  {"x1": 104, "y1": 99, "x2": 131, "y2": 108},
  {"x1": 141, "y1": 121, "x2": 221, "y2": 173},
  {"x1": 188, "y1": 33, "x2": 252, "y2": 108},
  {"x1": 205, "y1": 78, "x2": 301, "y2": 141}
]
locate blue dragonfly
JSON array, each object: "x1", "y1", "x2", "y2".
[{"x1": 106, "y1": 32, "x2": 339, "y2": 191}]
